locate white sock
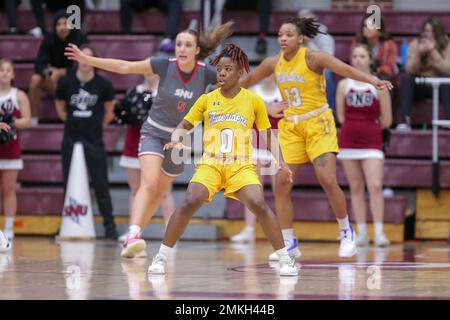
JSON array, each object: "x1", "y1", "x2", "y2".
[
  {"x1": 244, "y1": 226, "x2": 254, "y2": 232},
  {"x1": 5, "y1": 217, "x2": 14, "y2": 230},
  {"x1": 374, "y1": 223, "x2": 384, "y2": 237},
  {"x1": 337, "y1": 216, "x2": 350, "y2": 230},
  {"x1": 275, "y1": 246, "x2": 289, "y2": 259},
  {"x1": 357, "y1": 223, "x2": 367, "y2": 235},
  {"x1": 128, "y1": 225, "x2": 141, "y2": 236},
  {"x1": 159, "y1": 243, "x2": 174, "y2": 258},
  {"x1": 281, "y1": 228, "x2": 294, "y2": 243}
]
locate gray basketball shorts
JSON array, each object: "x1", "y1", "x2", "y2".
[{"x1": 138, "y1": 121, "x2": 184, "y2": 177}]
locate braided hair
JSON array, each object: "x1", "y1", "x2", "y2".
[
  {"x1": 210, "y1": 43, "x2": 250, "y2": 74},
  {"x1": 285, "y1": 16, "x2": 324, "y2": 39}
]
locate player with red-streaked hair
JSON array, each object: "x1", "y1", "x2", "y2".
[{"x1": 148, "y1": 44, "x2": 298, "y2": 277}]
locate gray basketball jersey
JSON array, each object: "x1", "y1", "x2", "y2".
[{"x1": 147, "y1": 57, "x2": 216, "y2": 128}]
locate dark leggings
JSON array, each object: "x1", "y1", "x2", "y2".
[
  {"x1": 202, "y1": 0, "x2": 271, "y2": 35},
  {"x1": 2, "y1": 0, "x2": 21, "y2": 28},
  {"x1": 399, "y1": 72, "x2": 450, "y2": 120},
  {"x1": 62, "y1": 138, "x2": 115, "y2": 227},
  {"x1": 120, "y1": 0, "x2": 182, "y2": 37}
]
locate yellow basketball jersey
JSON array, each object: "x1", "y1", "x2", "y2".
[
  {"x1": 274, "y1": 47, "x2": 327, "y2": 116},
  {"x1": 184, "y1": 88, "x2": 271, "y2": 160}
]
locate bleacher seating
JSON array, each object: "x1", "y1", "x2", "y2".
[
  {"x1": 13, "y1": 63, "x2": 144, "y2": 92},
  {"x1": 20, "y1": 124, "x2": 121, "y2": 153},
  {"x1": 226, "y1": 192, "x2": 406, "y2": 223},
  {"x1": 2, "y1": 7, "x2": 450, "y2": 239},
  {"x1": 1, "y1": 10, "x2": 449, "y2": 35}
]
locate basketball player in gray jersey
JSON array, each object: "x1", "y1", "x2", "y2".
[{"x1": 65, "y1": 22, "x2": 233, "y2": 258}]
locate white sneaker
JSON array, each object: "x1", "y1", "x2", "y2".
[
  {"x1": 355, "y1": 232, "x2": 369, "y2": 247},
  {"x1": 121, "y1": 234, "x2": 147, "y2": 259},
  {"x1": 339, "y1": 227, "x2": 357, "y2": 258},
  {"x1": 279, "y1": 255, "x2": 298, "y2": 276},
  {"x1": 395, "y1": 123, "x2": 411, "y2": 132},
  {"x1": 374, "y1": 233, "x2": 391, "y2": 247},
  {"x1": 230, "y1": 228, "x2": 255, "y2": 243},
  {"x1": 3, "y1": 229, "x2": 14, "y2": 241},
  {"x1": 148, "y1": 253, "x2": 168, "y2": 275},
  {"x1": 118, "y1": 232, "x2": 128, "y2": 243},
  {"x1": 0, "y1": 231, "x2": 11, "y2": 253},
  {"x1": 28, "y1": 26, "x2": 43, "y2": 37},
  {"x1": 269, "y1": 238, "x2": 301, "y2": 261}
]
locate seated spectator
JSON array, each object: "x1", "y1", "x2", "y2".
[
  {"x1": 55, "y1": 44, "x2": 118, "y2": 239},
  {"x1": 0, "y1": 0, "x2": 21, "y2": 34},
  {"x1": 299, "y1": 9, "x2": 336, "y2": 113},
  {"x1": 120, "y1": 0, "x2": 182, "y2": 54},
  {"x1": 336, "y1": 45, "x2": 392, "y2": 247},
  {"x1": 352, "y1": 15, "x2": 399, "y2": 84},
  {"x1": 396, "y1": 16, "x2": 450, "y2": 131},
  {"x1": 28, "y1": 0, "x2": 86, "y2": 37},
  {"x1": 202, "y1": 0, "x2": 271, "y2": 55},
  {"x1": 28, "y1": 10, "x2": 88, "y2": 124},
  {"x1": 0, "y1": 58, "x2": 32, "y2": 242}
]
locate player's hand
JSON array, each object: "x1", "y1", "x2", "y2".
[
  {"x1": 65, "y1": 43, "x2": 88, "y2": 64},
  {"x1": 0, "y1": 122, "x2": 11, "y2": 132},
  {"x1": 163, "y1": 141, "x2": 179, "y2": 150},
  {"x1": 277, "y1": 162, "x2": 293, "y2": 183},
  {"x1": 267, "y1": 101, "x2": 289, "y2": 118},
  {"x1": 373, "y1": 79, "x2": 393, "y2": 91}
]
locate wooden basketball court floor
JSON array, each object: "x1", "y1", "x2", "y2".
[{"x1": 1, "y1": 237, "x2": 450, "y2": 300}]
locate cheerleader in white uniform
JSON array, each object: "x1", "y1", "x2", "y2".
[{"x1": 0, "y1": 59, "x2": 31, "y2": 244}]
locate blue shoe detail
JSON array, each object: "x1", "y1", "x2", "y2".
[{"x1": 287, "y1": 239, "x2": 298, "y2": 252}]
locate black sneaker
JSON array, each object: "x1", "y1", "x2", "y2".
[
  {"x1": 104, "y1": 224, "x2": 118, "y2": 239},
  {"x1": 255, "y1": 38, "x2": 267, "y2": 55}
]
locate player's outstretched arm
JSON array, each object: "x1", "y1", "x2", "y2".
[
  {"x1": 309, "y1": 49, "x2": 393, "y2": 91},
  {"x1": 65, "y1": 43, "x2": 153, "y2": 75},
  {"x1": 239, "y1": 56, "x2": 278, "y2": 88},
  {"x1": 164, "y1": 120, "x2": 195, "y2": 150}
]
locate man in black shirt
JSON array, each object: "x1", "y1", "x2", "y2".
[
  {"x1": 55, "y1": 44, "x2": 117, "y2": 239},
  {"x1": 29, "y1": 10, "x2": 88, "y2": 123}
]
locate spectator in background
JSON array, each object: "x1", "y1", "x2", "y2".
[
  {"x1": 117, "y1": 74, "x2": 176, "y2": 243},
  {"x1": 336, "y1": 44, "x2": 392, "y2": 247},
  {"x1": 55, "y1": 45, "x2": 118, "y2": 239},
  {"x1": 202, "y1": 0, "x2": 271, "y2": 55},
  {"x1": 225, "y1": 0, "x2": 271, "y2": 55},
  {"x1": 28, "y1": 10, "x2": 88, "y2": 125},
  {"x1": 396, "y1": 16, "x2": 450, "y2": 131},
  {"x1": 120, "y1": 0, "x2": 182, "y2": 54},
  {"x1": 28, "y1": 0, "x2": 86, "y2": 37},
  {"x1": 0, "y1": 58, "x2": 32, "y2": 242},
  {"x1": 353, "y1": 15, "x2": 399, "y2": 84},
  {"x1": 0, "y1": 0, "x2": 21, "y2": 34},
  {"x1": 298, "y1": 9, "x2": 336, "y2": 113}
]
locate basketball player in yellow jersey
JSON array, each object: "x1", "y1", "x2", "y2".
[
  {"x1": 148, "y1": 44, "x2": 298, "y2": 277},
  {"x1": 240, "y1": 17, "x2": 393, "y2": 259}
]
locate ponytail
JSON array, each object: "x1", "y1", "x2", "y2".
[{"x1": 184, "y1": 21, "x2": 234, "y2": 60}]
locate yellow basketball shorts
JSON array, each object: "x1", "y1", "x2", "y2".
[
  {"x1": 190, "y1": 159, "x2": 262, "y2": 203},
  {"x1": 278, "y1": 108, "x2": 339, "y2": 164}
]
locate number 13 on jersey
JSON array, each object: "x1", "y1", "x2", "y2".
[{"x1": 283, "y1": 87, "x2": 302, "y2": 108}]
